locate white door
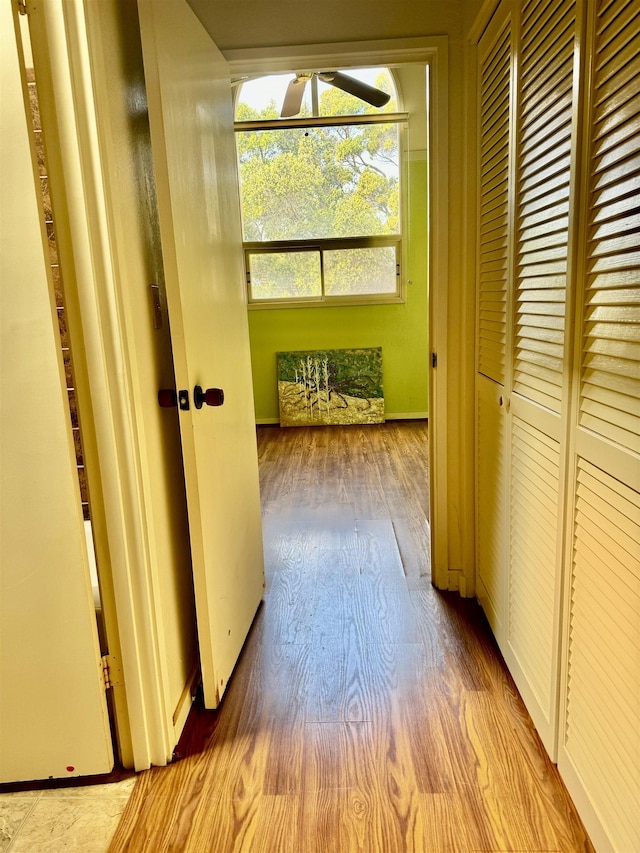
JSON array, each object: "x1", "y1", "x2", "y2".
[
  {"x1": 0, "y1": 1, "x2": 113, "y2": 782},
  {"x1": 137, "y1": 0, "x2": 265, "y2": 708},
  {"x1": 475, "y1": 1, "x2": 512, "y2": 641}
]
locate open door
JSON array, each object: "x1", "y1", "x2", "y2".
[
  {"x1": 0, "y1": 1, "x2": 113, "y2": 782},
  {"x1": 137, "y1": 0, "x2": 265, "y2": 708}
]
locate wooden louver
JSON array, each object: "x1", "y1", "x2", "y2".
[
  {"x1": 566, "y1": 458, "x2": 640, "y2": 852},
  {"x1": 513, "y1": 0, "x2": 577, "y2": 412},
  {"x1": 478, "y1": 20, "x2": 512, "y2": 385},
  {"x1": 579, "y1": 0, "x2": 640, "y2": 454},
  {"x1": 508, "y1": 417, "x2": 560, "y2": 713}
]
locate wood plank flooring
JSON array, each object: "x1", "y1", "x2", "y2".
[{"x1": 108, "y1": 421, "x2": 594, "y2": 853}]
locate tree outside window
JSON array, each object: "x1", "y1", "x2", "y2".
[{"x1": 234, "y1": 70, "x2": 405, "y2": 304}]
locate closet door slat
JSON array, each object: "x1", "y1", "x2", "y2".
[
  {"x1": 514, "y1": 0, "x2": 577, "y2": 411},
  {"x1": 565, "y1": 459, "x2": 640, "y2": 853},
  {"x1": 509, "y1": 418, "x2": 560, "y2": 713},
  {"x1": 478, "y1": 19, "x2": 512, "y2": 384},
  {"x1": 476, "y1": 377, "x2": 508, "y2": 633},
  {"x1": 579, "y1": 1, "x2": 640, "y2": 454}
]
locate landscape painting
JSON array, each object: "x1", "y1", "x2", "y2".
[{"x1": 277, "y1": 347, "x2": 384, "y2": 427}]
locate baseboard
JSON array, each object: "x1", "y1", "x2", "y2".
[
  {"x1": 255, "y1": 413, "x2": 429, "y2": 425},
  {"x1": 384, "y1": 412, "x2": 429, "y2": 421}
]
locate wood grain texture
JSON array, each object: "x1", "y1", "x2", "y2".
[{"x1": 109, "y1": 422, "x2": 594, "y2": 853}]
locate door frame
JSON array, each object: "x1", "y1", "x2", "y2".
[
  {"x1": 24, "y1": 0, "x2": 185, "y2": 771},
  {"x1": 21, "y1": 12, "x2": 451, "y2": 771},
  {"x1": 225, "y1": 37, "x2": 450, "y2": 588}
]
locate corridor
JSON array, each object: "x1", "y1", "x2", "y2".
[{"x1": 109, "y1": 422, "x2": 592, "y2": 852}]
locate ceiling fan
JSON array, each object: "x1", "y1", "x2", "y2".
[{"x1": 281, "y1": 71, "x2": 391, "y2": 118}]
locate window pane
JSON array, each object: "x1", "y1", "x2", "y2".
[
  {"x1": 324, "y1": 247, "x2": 398, "y2": 296},
  {"x1": 249, "y1": 252, "x2": 321, "y2": 300},
  {"x1": 236, "y1": 74, "x2": 312, "y2": 120},
  {"x1": 235, "y1": 69, "x2": 397, "y2": 121},
  {"x1": 317, "y1": 68, "x2": 397, "y2": 116},
  {"x1": 237, "y1": 123, "x2": 399, "y2": 241}
]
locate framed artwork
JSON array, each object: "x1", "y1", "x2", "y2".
[{"x1": 277, "y1": 347, "x2": 384, "y2": 427}]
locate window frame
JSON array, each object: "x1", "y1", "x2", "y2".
[
  {"x1": 244, "y1": 235, "x2": 402, "y2": 308},
  {"x1": 234, "y1": 102, "x2": 407, "y2": 309}
]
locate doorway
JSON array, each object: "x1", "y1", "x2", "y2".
[
  {"x1": 233, "y1": 62, "x2": 432, "y2": 569},
  {"x1": 233, "y1": 64, "x2": 429, "y2": 427},
  {"x1": 227, "y1": 41, "x2": 448, "y2": 583}
]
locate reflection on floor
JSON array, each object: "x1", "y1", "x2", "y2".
[{"x1": 108, "y1": 422, "x2": 594, "y2": 853}]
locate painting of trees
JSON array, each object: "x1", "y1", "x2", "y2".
[{"x1": 277, "y1": 347, "x2": 384, "y2": 426}]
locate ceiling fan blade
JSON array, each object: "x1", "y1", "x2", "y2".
[
  {"x1": 281, "y1": 76, "x2": 309, "y2": 117},
  {"x1": 320, "y1": 71, "x2": 391, "y2": 108}
]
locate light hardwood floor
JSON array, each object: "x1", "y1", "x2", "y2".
[{"x1": 109, "y1": 421, "x2": 594, "y2": 853}]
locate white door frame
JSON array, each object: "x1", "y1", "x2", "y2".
[
  {"x1": 26, "y1": 0, "x2": 178, "y2": 770},
  {"x1": 225, "y1": 37, "x2": 450, "y2": 588},
  {"x1": 21, "y1": 12, "x2": 451, "y2": 771}
]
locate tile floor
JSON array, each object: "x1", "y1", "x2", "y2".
[{"x1": 0, "y1": 778, "x2": 135, "y2": 853}]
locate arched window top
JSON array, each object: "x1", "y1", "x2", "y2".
[{"x1": 235, "y1": 67, "x2": 398, "y2": 122}]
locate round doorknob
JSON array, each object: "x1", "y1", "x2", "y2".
[{"x1": 194, "y1": 385, "x2": 224, "y2": 409}]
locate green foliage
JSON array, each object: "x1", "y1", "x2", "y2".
[
  {"x1": 237, "y1": 88, "x2": 400, "y2": 245},
  {"x1": 250, "y1": 251, "x2": 321, "y2": 300},
  {"x1": 324, "y1": 247, "x2": 397, "y2": 296}
]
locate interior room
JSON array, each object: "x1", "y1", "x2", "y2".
[{"x1": 1, "y1": 0, "x2": 637, "y2": 851}]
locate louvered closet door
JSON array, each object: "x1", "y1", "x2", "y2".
[
  {"x1": 558, "y1": 2, "x2": 640, "y2": 850},
  {"x1": 504, "y1": 0, "x2": 579, "y2": 758},
  {"x1": 476, "y1": 2, "x2": 513, "y2": 638}
]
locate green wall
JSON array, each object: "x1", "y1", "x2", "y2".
[{"x1": 246, "y1": 70, "x2": 429, "y2": 422}]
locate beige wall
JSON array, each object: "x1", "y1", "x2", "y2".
[
  {"x1": 188, "y1": 0, "x2": 465, "y2": 48},
  {"x1": 461, "y1": 0, "x2": 495, "y2": 36}
]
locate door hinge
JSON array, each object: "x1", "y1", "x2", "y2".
[
  {"x1": 431, "y1": 352, "x2": 437, "y2": 368},
  {"x1": 16, "y1": 0, "x2": 35, "y2": 15},
  {"x1": 101, "y1": 654, "x2": 123, "y2": 690}
]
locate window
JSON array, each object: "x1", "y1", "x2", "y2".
[{"x1": 234, "y1": 68, "x2": 406, "y2": 306}]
